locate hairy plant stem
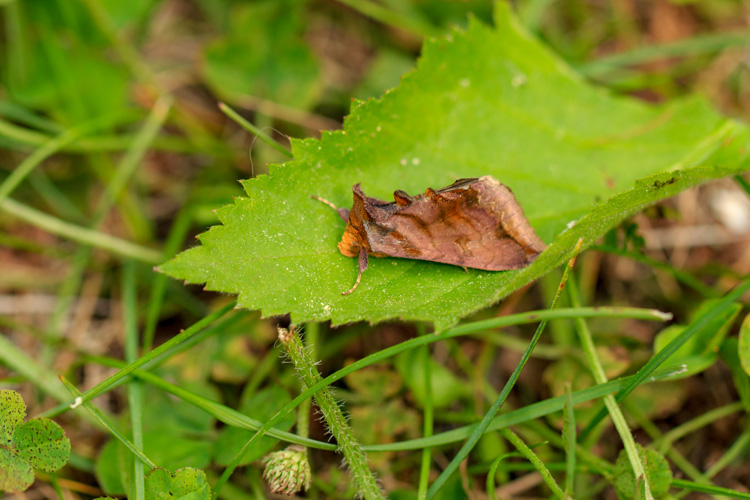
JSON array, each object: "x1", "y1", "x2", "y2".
[{"x1": 279, "y1": 327, "x2": 385, "y2": 500}]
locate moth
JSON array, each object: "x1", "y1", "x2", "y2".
[{"x1": 315, "y1": 176, "x2": 547, "y2": 295}]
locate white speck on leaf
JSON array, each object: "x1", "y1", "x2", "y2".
[
  {"x1": 511, "y1": 74, "x2": 527, "y2": 87},
  {"x1": 460, "y1": 78, "x2": 470, "y2": 88},
  {"x1": 412, "y1": 158, "x2": 420, "y2": 165},
  {"x1": 400, "y1": 158, "x2": 408, "y2": 166}
]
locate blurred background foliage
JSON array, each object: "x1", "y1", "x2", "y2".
[{"x1": 2, "y1": 0, "x2": 750, "y2": 498}]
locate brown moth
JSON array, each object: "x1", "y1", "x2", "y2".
[{"x1": 315, "y1": 176, "x2": 547, "y2": 295}]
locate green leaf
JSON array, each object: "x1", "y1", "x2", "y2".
[
  {"x1": 160, "y1": 4, "x2": 750, "y2": 329},
  {"x1": 653, "y1": 299, "x2": 742, "y2": 377},
  {"x1": 144, "y1": 467, "x2": 212, "y2": 500},
  {"x1": 613, "y1": 444, "x2": 672, "y2": 500},
  {"x1": 0, "y1": 448, "x2": 34, "y2": 493},
  {"x1": 720, "y1": 337, "x2": 750, "y2": 411},
  {"x1": 345, "y1": 365, "x2": 403, "y2": 401},
  {"x1": 0, "y1": 391, "x2": 70, "y2": 493},
  {"x1": 94, "y1": 382, "x2": 215, "y2": 496},
  {"x1": 13, "y1": 419, "x2": 71, "y2": 472},
  {"x1": 213, "y1": 386, "x2": 295, "y2": 466},
  {"x1": 0, "y1": 390, "x2": 25, "y2": 446},
  {"x1": 94, "y1": 437, "x2": 131, "y2": 497},
  {"x1": 6, "y1": 2, "x2": 130, "y2": 124},
  {"x1": 738, "y1": 313, "x2": 750, "y2": 377},
  {"x1": 395, "y1": 350, "x2": 468, "y2": 409}
]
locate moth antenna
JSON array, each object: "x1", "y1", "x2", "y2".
[
  {"x1": 311, "y1": 195, "x2": 340, "y2": 211},
  {"x1": 247, "y1": 125, "x2": 289, "y2": 179},
  {"x1": 312, "y1": 195, "x2": 350, "y2": 222},
  {"x1": 342, "y1": 248, "x2": 368, "y2": 295}
]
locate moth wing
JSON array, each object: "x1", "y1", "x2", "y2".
[{"x1": 366, "y1": 178, "x2": 544, "y2": 270}]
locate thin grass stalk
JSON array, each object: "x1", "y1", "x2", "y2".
[
  {"x1": 0, "y1": 199, "x2": 162, "y2": 263},
  {"x1": 123, "y1": 262, "x2": 145, "y2": 499},
  {"x1": 580, "y1": 277, "x2": 750, "y2": 440},
  {"x1": 670, "y1": 478, "x2": 750, "y2": 499},
  {"x1": 88, "y1": 352, "x2": 683, "y2": 454},
  {"x1": 417, "y1": 322, "x2": 433, "y2": 500},
  {"x1": 563, "y1": 384, "x2": 576, "y2": 496},
  {"x1": 143, "y1": 207, "x2": 194, "y2": 350},
  {"x1": 568, "y1": 277, "x2": 653, "y2": 500},
  {"x1": 219, "y1": 102, "x2": 293, "y2": 158},
  {"x1": 425, "y1": 239, "x2": 584, "y2": 499},
  {"x1": 500, "y1": 427, "x2": 566, "y2": 498},
  {"x1": 334, "y1": 0, "x2": 439, "y2": 37},
  {"x1": 0, "y1": 112, "x2": 136, "y2": 205},
  {"x1": 37, "y1": 301, "x2": 237, "y2": 419},
  {"x1": 215, "y1": 306, "x2": 670, "y2": 463},
  {"x1": 59, "y1": 377, "x2": 156, "y2": 469},
  {"x1": 702, "y1": 427, "x2": 750, "y2": 481}
]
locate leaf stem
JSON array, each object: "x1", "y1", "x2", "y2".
[{"x1": 278, "y1": 327, "x2": 385, "y2": 500}]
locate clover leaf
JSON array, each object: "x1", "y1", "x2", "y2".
[{"x1": 0, "y1": 390, "x2": 70, "y2": 493}]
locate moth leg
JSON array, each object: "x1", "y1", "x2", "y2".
[
  {"x1": 342, "y1": 247, "x2": 369, "y2": 295},
  {"x1": 311, "y1": 195, "x2": 350, "y2": 222}
]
